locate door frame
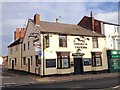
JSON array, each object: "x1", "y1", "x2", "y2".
[
  {"x1": 28, "y1": 58, "x2": 30, "y2": 72},
  {"x1": 72, "y1": 53, "x2": 85, "y2": 74},
  {"x1": 12, "y1": 60, "x2": 14, "y2": 70},
  {"x1": 74, "y1": 57, "x2": 83, "y2": 74}
]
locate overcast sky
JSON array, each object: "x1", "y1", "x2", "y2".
[{"x1": 0, "y1": 0, "x2": 120, "y2": 56}]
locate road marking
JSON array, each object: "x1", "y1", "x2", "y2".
[
  {"x1": 4, "y1": 82, "x2": 16, "y2": 85},
  {"x1": 112, "y1": 85, "x2": 120, "y2": 89},
  {"x1": 0, "y1": 76, "x2": 10, "y2": 78},
  {"x1": 0, "y1": 85, "x2": 5, "y2": 88}
]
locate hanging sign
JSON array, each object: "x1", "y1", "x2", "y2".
[{"x1": 73, "y1": 36, "x2": 89, "y2": 49}]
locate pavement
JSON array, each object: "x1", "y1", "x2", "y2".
[
  {"x1": 1, "y1": 66, "x2": 120, "y2": 88},
  {"x1": 30, "y1": 72, "x2": 120, "y2": 84}
]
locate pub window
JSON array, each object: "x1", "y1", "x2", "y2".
[
  {"x1": 28, "y1": 41, "x2": 30, "y2": 50},
  {"x1": 57, "y1": 52, "x2": 70, "y2": 69},
  {"x1": 46, "y1": 59, "x2": 56, "y2": 68},
  {"x1": 23, "y1": 57, "x2": 26, "y2": 65},
  {"x1": 59, "y1": 34, "x2": 67, "y2": 47},
  {"x1": 23, "y1": 43, "x2": 25, "y2": 51},
  {"x1": 35, "y1": 55, "x2": 38, "y2": 66},
  {"x1": 15, "y1": 58, "x2": 17, "y2": 65},
  {"x1": 92, "y1": 37, "x2": 98, "y2": 48},
  {"x1": 83, "y1": 58, "x2": 92, "y2": 66},
  {"x1": 91, "y1": 52, "x2": 102, "y2": 67}
]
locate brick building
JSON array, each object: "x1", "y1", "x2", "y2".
[{"x1": 78, "y1": 11, "x2": 120, "y2": 50}]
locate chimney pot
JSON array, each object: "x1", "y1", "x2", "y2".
[
  {"x1": 56, "y1": 18, "x2": 58, "y2": 23},
  {"x1": 90, "y1": 11, "x2": 94, "y2": 32},
  {"x1": 90, "y1": 11, "x2": 93, "y2": 17},
  {"x1": 34, "y1": 14, "x2": 40, "y2": 26}
]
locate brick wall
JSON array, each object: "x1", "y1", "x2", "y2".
[{"x1": 78, "y1": 16, "x2": 102, "y2": 34}]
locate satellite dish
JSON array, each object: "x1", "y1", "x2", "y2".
[{"x1": 0, "y1": 56, "x2": 3, "y2": 65}]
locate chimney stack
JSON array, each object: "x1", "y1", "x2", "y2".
[
  {"x1": 90, "y1": 11, "x2": 94, "y2": 32},
  {"x1": 14, "y1": 31, "x2": 16, "y2": 41},
  {"x1": 14, "y1": 28, "x2": 26, "y2": 41},
  {"x1": 34, "y1": 14, "x2": 40, "y2": 26},
  {"x1": 56, "y1": 18, "x2": 59, "y2": 23}
]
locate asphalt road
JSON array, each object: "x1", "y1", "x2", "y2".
[{"x1": 2, "y1": 76, "x2": 120, "y2": 90}]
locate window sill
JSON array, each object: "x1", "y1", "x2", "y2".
[
  {"x1": 59, "y1": 47, "x2": 67, "y2": 48},
  {"x1": 92, "y1": 65, "x2": 102, "y2": 67},
  {"x1": 57, "y1": 67, "x2": 70, "y2": 69}
]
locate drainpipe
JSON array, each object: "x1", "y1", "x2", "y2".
[
  {"x1": 21, "y1": 43, "x2": 22, "y2": 69},
  {"x1": 43, "y1": 34, "x2": 45, "y2": 76}
]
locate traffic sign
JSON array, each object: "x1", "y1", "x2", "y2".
[
  {"x1": 38, "y1": 51, "x2": 42, "y2": 56},
  {"x1": 34, "y1": 41, "x2": 41, "y2": 48}
]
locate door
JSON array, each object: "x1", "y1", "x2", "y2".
[
  {"x1": 12, "y1": 60, "x2": 14, "y2": 70},
  {"x1": 28, "y1": 58, "x2": 30, "y2": 72},
  {"x1": 74, "y1": 58, "x2": 83, "y2": 74}
]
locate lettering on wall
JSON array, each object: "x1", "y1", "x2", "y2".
[{"x1": 74, "y1": 36, "x2": 90, "y2": 49}]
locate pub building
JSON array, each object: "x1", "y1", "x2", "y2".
[{"x1": 8, "y1": 14, "x2": 108, "y2": 76}]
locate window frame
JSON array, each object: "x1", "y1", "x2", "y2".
[
  {"x1": 35, "y1": 55, "x2": 38, "y2": 66},
  {"x1": 23, "y1": 43, "x2": 25, "y2": 51},
  {"x1": 59, "y1": 34, "x2": 67, "y2": 47},
  {"x1": 10, "y1": 47, "x2": 12, "y2": 54},
  {"x1": 92, "y1": 37, "x2": 98, "y2": 48},
  {"x1": 28, "y1": 41, "x2": 30, "y2": 50},
  {"x1": 91, "y1": 52, "x2": 102, "y2": 67},
  {"x1": 9, "y1": 59, "x2": 11, "y2": 66},
  {"x1": 23, "y1": 57, "x2": 26, "y2": 65},
  {"x1": 15, "y1": 58, "x2": 17, "y2": 65},
  {"x1": 57, "y1": 52, "x2": 70, "y2": 69},
  {"x1": 15, "y1": 45, "x2": 18, "y2": 51}
]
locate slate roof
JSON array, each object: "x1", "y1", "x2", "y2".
[
  {"x1": 8, "y1": 38, "x2": 23, "y2": 47},
  {"x1": 79, "y1": 16, "x2": 120, "y2": 26},
  {"x1": 30, "y1": 19, "x2": 105, "y2": 37}
]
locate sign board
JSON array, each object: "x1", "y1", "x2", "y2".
[
  {"x1": 34, "y1": 41, "x2": 41, "y2": 52},
  {"x1": 73, "y1": 36, "x2": 89, "y2": 49},
  {"x1": 46, "y1": 59, "x2": 56, "y2": 68},
  {"x1": 38, "y1": 51, "x2": 42, "y2": 56},
  {"x1": 83, "y1": 58, "x2": 92, "y2": 66},
  {"x1": 34, "y1": 41, "x2": 41, "y2": 48}
]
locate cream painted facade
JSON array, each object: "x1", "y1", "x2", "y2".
[{"x1": 20, "y1": 32, "x2": 108, "y2": 76}]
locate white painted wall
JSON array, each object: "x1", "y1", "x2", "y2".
[
  {"x1": 103, "y1": 24, "x2": 119, "y2": 50},
  {"x1": 0, "y1": 56, "x2": 3, "y2": 65}
]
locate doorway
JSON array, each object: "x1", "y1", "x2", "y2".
[
  {"x1": 12, "y1": 60, "x2": 14, "y2": 70},
  {"x1": 74, "y1": 58, "x2": 83, "y2": 74},
  {"x1": 28, "y1": 58, "x2": 30, "y2": 72}
]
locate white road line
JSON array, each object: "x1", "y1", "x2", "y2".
[
  {"x1": 112, "y1": 85, "x2": 120, "y2": 89},
  {"x1": 0, "y1": 76, "x2": 10, "y2": 78},
  {"x1": 0, "y1": 85, "x2": 5, "y2": 87},
  {"x1": 4, "y1": 82, "x2": 16, "y2": 85}
]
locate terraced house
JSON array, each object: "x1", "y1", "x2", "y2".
[{"x1": 8, "y1": 14, "x2": 108, "y2": 76}]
